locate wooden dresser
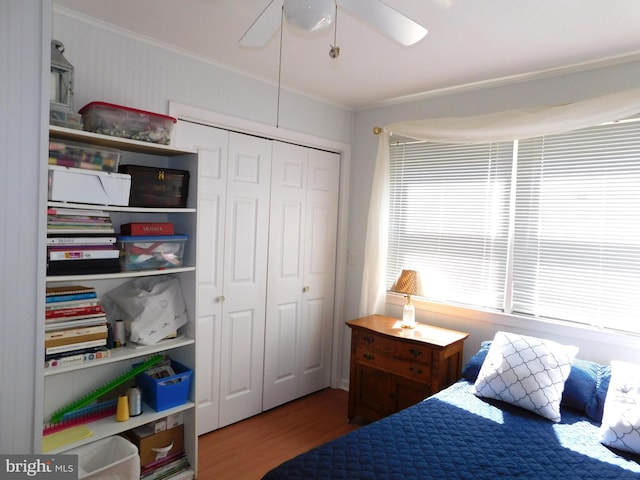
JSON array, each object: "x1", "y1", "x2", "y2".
[{"x1": 347, "y1": 314, "x2": 469, "y2": 423}]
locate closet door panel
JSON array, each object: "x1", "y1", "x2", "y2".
[
  {"x1": 196, "y1": 313, "x2": 220, "y2": 435},
  {"x1": 302, "y1": 298, "x2": 325, "y2": 374},
  {"x1": 196, "y1": 144, "x2": 227, "y2": 435},
  {"x1": 218, "y1": 132, "x2": 271, "y2": 427},
  {"x1": 299, "y1": 149, "x2": 340, "y2": 392},
  {"x1": 228, "y1": 197, "x2": 261, "y2": 283},
  {"x1": 197, "y1": 193, "x2": 222, "y2": 315},
  {"x1": 221, "y1": 309, "x2": 255, "y2": 394},
  {"x1": 176, "y1": 124, "x2": 228, "y2": 436},
  {"x1": 271, "y1": 302, "x2": 299, "y2": 382},
  {"x1": 280, "y1": 202, "x2": 304, "y2": 277},
  {"x1": 264, "y1": 143, "x2": 340, "y2": 409},
  {"x1": 197, "y1": 145, "x2": 225, "y2": 316},
  {"x1": 264, "y1": 142, "x2": 307, "y2": 409}
]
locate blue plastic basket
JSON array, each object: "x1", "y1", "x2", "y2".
[{"x1": 136, "y1": 359, "x2": 192, "y2": 411}]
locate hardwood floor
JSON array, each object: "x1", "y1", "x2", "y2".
[{"x1": 197, "y1": 388, "x2": 358, "y2": 480}]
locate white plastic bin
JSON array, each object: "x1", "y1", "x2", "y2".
[
  {"x1": 68, "y1": 436, "x2": 140, "y2": 480},
  {"x1": 48, "y1": 165, "x2": 131, "y2": 206}
]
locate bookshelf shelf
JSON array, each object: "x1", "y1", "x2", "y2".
[
  {"x1": 44, "y1": 336, "x2": 195, "y2": 376},
  {"x1": 42, "y1": 126, "x2": 199, "y2": 474},
  {"x1": 48, "y1": 201, "x2": 196, "y2": 214},
  {"x1": 44, "y1": 401, "x2": 195, "y2": 455},
  {"x1": 49, "y1": 125, "x2": 196, "y2": 156},
  {"x1": 46, "y1": 266, "x2": 195, "y2": 283}
]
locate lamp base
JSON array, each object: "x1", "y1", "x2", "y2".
[{"x1": 401, "y1": 301, "x2": 416, "y2": 329}]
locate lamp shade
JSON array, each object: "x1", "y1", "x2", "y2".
[
  {"x1": 390, "y1": 269, "x2": 424, "y2": 297},
  {"x1": 284, "y1": 0, "x2": 334, "y2": 32}
]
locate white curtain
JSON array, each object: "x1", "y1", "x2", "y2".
[
  {"x1": 358, "y1": 133, "x2": 390, "y2": 316},
  {"x1": 359, "y1": 87, "x2": 640, "y2": 316}
]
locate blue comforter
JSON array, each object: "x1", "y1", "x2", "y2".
[{"x1": 263, "y1": 381, "x2": 640, "y2": 479}]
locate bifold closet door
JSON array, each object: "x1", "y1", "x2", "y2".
[
  {"x1": 175, "y1": 122, "x2": 271, "y2": 433},
  {"x1": 263, "y1": 141, "x2": 340, "y2": 410},
  {"x1": 217, "y1": 132, "x2": 271, "y2": 428},
  {"x1": 175, "y1": 121, "x2": 227, "y2": 435}
]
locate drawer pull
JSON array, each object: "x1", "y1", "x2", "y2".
[
  {"x1": 363, "y1": 335, "x2": 374, "y2": 345},
  {"x1": 363, "y1": 352, "x2": 375, "y2": 361},
  {"x1": 408, "y1": 348, "x2": 423, "y2": 359},
  {"x1": 409, "y1": 366, "x2": 423, "y2": 375}
]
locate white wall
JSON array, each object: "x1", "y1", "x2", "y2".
[
  {"x1": 0, "y1": 0, "x2": 49, "y2": 454},
  {"x1": 51, "y1": 8, "x2": 354, "y2": 146},
  {"x1": 340, "y1": 60, "x2": 640, "y2": 388}
]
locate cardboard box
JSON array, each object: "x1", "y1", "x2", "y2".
[
  {"x1": 126, "y1": 424, "x2": 184, "y2": 468},
  {"x1": 48, "y1": 165, "x2": 131, "y2": 206},
  {"x1": 143, "y1": 412, "x2": 184, "y2": 434}
]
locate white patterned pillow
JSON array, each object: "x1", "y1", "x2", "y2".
[
  {"x1": 599, "y1": 361, "x2": 640, "y2": 454},
  {"x1": 472, "y1": 331, "x2": 578, "y2": 422}
]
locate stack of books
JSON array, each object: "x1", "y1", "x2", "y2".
[
  {"x1": 47, "y1": 207, "x2": 115, "y2": 234},
  {"x1": 47, "y1": 207, "x2": 120, "y2": 275},
  {"x1": 45, "y1": 285, "x2": 109, "y2": 367}
]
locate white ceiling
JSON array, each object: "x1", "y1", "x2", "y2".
[{"x1": 53, "y1": 0, "x2": 640, "y2": 109}]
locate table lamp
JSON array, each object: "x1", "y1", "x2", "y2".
[{"x1": 390, "y1": 269, "x2": 424, "y2": 328}]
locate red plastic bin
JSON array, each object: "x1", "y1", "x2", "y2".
[{"x1": 79, "y1": 101, "x2": 176, "y2": 145}]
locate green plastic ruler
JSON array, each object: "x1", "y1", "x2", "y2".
[{"x1": 49, "y1": 354, "x2": 163, "y2": 424}]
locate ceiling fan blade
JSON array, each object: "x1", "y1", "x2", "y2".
[
  {"x1": 337, "y1": 0, "x2": 427, "y2": 46},
  {"x1": 239, "y1": 0, "x2": 283, "y2": 47}
]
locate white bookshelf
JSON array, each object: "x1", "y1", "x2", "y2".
[{"x1": 42, "y1": 126, "x2": 198, "y2": 476}]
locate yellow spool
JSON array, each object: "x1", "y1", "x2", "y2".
[{"x1": 116, "y1": 394, "x2": 129, "y2": 422}]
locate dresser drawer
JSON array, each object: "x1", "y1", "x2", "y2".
[
  {"x1": 354, "y1": 345, "x2": 432, "y2": 384},
  {"x1": 353, "y1": 329, "x2": 433, "y2": 366}
]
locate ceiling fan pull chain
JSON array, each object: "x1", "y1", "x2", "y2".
[
  {"x1": 329, "y1": 1, "x2": 340, "y2": 59},
  {"x1": 276, "y1": 3, "x2": 284, "y2": 128}
]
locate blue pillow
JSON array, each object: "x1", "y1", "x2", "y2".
[
  {"x1": 461, "y1": 340, "x2": 492, "y2": 382},
  {"x1": 585, "y1": 363, "x2": 611, "y2": 423},
  {"x1": 562, "y1": 357, "x2": 600, "y2": 412},
  {"x1": 561, "y1": 357, "x2": 611, "y2": 423},
  {"x1": 461, "y1": 340, "x2": 611, "y2": 423}
]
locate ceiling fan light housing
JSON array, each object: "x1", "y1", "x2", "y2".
[{"x1": 283, "y1": 0, "x2": 334, "y2": 32}]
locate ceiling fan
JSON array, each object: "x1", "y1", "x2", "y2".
[{"x1": 240, "y1": 0, "x2": 428, "y2": 48}]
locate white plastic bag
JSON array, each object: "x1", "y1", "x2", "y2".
[{"x1": 104, "y1": 276, "x2": 187, "y2": 345}]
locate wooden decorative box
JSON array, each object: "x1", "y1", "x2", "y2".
[{"x1": 118, "y1": 164, "x2": 189, "y2": 208}]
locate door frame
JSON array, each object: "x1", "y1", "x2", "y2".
[{"x1": 169, "y1": 101, "x2": 351, "y2": 391}]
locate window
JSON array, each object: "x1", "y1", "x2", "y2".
[
  {"x1": 387, "y1": 141, "x2": 513, "y2": 310},
  {"x1": 388, "y1": 118, "x2": 640, "y2": 334}
]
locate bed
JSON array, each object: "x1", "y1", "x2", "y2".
[{"x1": 263, "y1": 332, "x2": 640, "y2": 480}]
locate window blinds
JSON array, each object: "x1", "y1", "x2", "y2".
[
  {"x1": 388, "y1": 141, "x2": 513, "y2": 309},
  {"x1": 513, "y1": 120, "x2": 640, "y2": 331}
]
